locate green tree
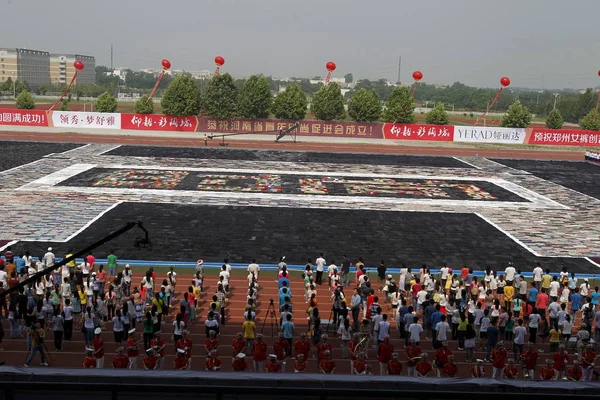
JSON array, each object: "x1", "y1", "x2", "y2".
[
  {"x1": 95, "y1": 92, "x2": 118, "y2": 113},
  {"x1": 134, "y1": 95, "x2": 154, "y2": 114},
  {"x1": 425, "y1": 103, "x2": 450, "y2": 125},
  {"x1": 15, "y1": 90, "x2": 35, "y2": 109},
  {"x1": 545, "y1": 108, "x2": 564, "y2": 129},
  {"x1": 344, "y1": 73, "x2": 353, "y2": 84},
  {"x1": 238, "y1": 75, "x2": 272, "y2": 118},
  {"x1": 347, "y1": 88, "x2": 381, "y2": 122},
  {"x1": 58, "y1": 100, "x2": 70, "y2": 111},
  {"x1": 311, "y1": 82, "x2": 346, "y2": 121},
  {"x1": 579, "y1": 109, "x2": 600, "y2": 131},
  {"x1": 161, "y1": 75, "x2": 202, "y2": 116},
  {"x1": 13, "y1": 79, "x2": 30, "y2": 96},
  {"x1": 500, "y1": 101, "x2": 531, "y2": 128},
  {"x1": 272, "y1": 84, "x2": 308, "y2": 120},
  {"x1": 202, "y1": 73, "x2": 238, "y2": 118},
  {"x1": 382, "y1": 86, "x2": 415, "y2": 123}
]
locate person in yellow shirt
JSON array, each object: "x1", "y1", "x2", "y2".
[
  {"x1": 503, "y1": 285, "x2": 514, "y2": 312},
  {"x1": 541, "y1": 270, "x2": 553, "y2": 291},
  {"x1": 78, "y1": 285, "x2": 87, "y2": 326},
  {"x1": 548, "y1": 327, "x2": 562, "y2": 353},
  {"x1": 242, "y1": 314, "x2": 256, "y2": 354}
]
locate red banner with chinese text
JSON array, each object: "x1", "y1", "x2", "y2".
[
  {"x1": 0, "y1": 109, "x2": 48, "y2": 127},
  {"x1": 382, "y1": 123, "x2": 455, "y2": 141},
  {"x1": 122, "y1": 114, "x2": 198, "y2": 132},
  {"x1": 197, "y1": 117, "x2": 383, "y2": 138},
  {"x1": 527, "y1": 128, "x2": 600, "y2": 146}
]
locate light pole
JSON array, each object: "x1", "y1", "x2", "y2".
[{"x1": 553, "y1": 93, "x2": 560, "y2": 110}]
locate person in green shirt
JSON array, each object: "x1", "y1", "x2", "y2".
[
  {"x1": 504, "y1": 313, "x2": 515, "y2": 342},
  {"x1": 107, "y1": 251, "x2": 118, "y2": 277},
  {"x1": 143, "y1": 311, "x2": 154, "y2": 350}
]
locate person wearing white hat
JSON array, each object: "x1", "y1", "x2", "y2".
[
  {"x1": 143, "y1": 348, "x2": 158, "y2": 370},
  {"x1": 123, "y1": 264, "x2": 132, "y2": 297},
  {"x1": 93, "y1": 327, "x2": 105, "y2": 368},
  {"x1": 44, "y1": 247, "x2": 55, "y2": 269},
  {"x1": 174, "y1": 348, "x2": 188, "y2": 370},
  {"x1": 112, "y1": 347, "x2": 129, "y2": 369},
  {"x1": 176, "y1": 330, "x2": 192, "y2": 370},
  {"x1": 206, "y1": 349, "x2": 222, "y2": 371},
  {"x1": 265, "y1": 354, "x2": 281, "y2": 373},
  {"x1": 126, "y1": 329, "x2": 139, "y2": 369},
  {"x1": 232, "y1": 352, "x2": 247, "y2": 372},
  {"x1": 196, "y1": 259, "x2": 204, "y2": 274},
  {"x1": 83, "y1": 347, "x2": 96, "y2": 368},
  {"x1": 471, "y1": 359, "x2": 486, "y2": 378},
  {"x1": 293, "y1": 353, "x2": 307, "y2": 373}
]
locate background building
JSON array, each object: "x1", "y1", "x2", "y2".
[
  {"x1": 0, "y1": 48, "x2": 50, "y2": 90},
  {"x1": 49, "y1": 54, "x2": 95, "y2": 85}
]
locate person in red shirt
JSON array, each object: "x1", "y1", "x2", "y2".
[
  {"x1": 353, "y1": 352, "x2": 367, "y2": 375},
  {"x1": 232, "y1": 333, "x2": 246, "y2": 357},
  {"x1": 491, "y1": 342, "x2": 508, "y2": 379},
  {"x1": 83, "y1": 348, "x2": 96, "y2": 368},
  {"x1": 293, "y1": 353, "x2": 307, "y2": 373},
  {"x1": 86, "y1": 253, "x2": 96, "y2": 271},
  {"x1": 206, "y1": 350, "x2": 222, "y2": 371},
  {"x1": 316, "y1": 334, "x2": 332, "y2": 362},
  {"x1": 174, "y1": 348, "x2": 188, "y2": 370},
  {"x1": 415, "y1": 353, "x2": 432, "y2": 377},
  {"x1": 265, "y1": 354, "x2": 282, "y2": 373},
  {"x1": 112, "y1": 347, "x2": 129, "y2": 369},
  {"x1": 143, "y1": 348, "x2": 158, "y2": 370},
  {"x1": 471, "y1": 359, "x2": 486, "y2": 378},
  {"x1": 520, "y1": 342, "x2": 538, "y2": 380},
  {"x1": 151, "y1": 331, "x2": 167, "y2": 369},
  {"x1": 319, "y1": 350, "x2": 336, "y2": 374},
  {"x1": 378, "y1": 336, "x2": 394, "y2": 375},
  {"x1": 205, "y1": 331, "x2": 220, "y2": 356},
  {"x1": 274, "y1": 333, "x2": 290, "y2": 370},
  {"x1": 176, "y1": 330, "x2": 192, "y2": 370},
  {"x1": 503, "y1": 359, "x2": 519, "y2": 379},
  {"x1": 442, "y1": 354, "x2": 457, "y2": 377},
  {"x1": 461, "y1": 266, "x2": 469, "y2": 281},
  {"x1": 387, "y1": 352, "x2": 402, "y2": 376},
  {"x1": 232, "y1": 353, "x2": 247, "y2": 371},
  {"x1": 93, "y1": 328, "x2": 105, "y2": 368},
  {"x1": 540, "y1": 359, "x2": 555, "y2": 380},
  {"x1": 434, "y1": 341, "x2": 452, "y2": 377},
  {"x1": 553, "y1": 345, "x2": 569, "y2": 380},
  {"x1": 535, "y1": 289, "x2": 549, "y2": 321},
  {"x1": 252, "y1": 334, "x2": 268, "y2": 372},
  {"x1": 294, "y1": 333, "x2": 311, "y2": 361},
  {"x1": 581, "y1": 343, "x2": 598, "y2": 382},
  {"x1": 405, "y1": 341, "x2": 421, "y2": 377},
  {"x1": 366, "y1": 294, "x2": 375, "y2": 320},
  {"x1": 568, "y1": 360, "x2": 582, "y2": 381},
  {"x1": 126, "y1": 329, "x2": 139, "y2": 369}
]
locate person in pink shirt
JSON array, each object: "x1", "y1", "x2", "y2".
[{"x1": 96, "y1": 265, "x2": 107, "y2": 297}]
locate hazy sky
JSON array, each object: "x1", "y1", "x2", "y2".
[{"x1": 2, "y1": 0, "x2": 599, "y2": 89}]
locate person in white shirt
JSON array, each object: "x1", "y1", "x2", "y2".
[
  {"x1": 504, "y1": 263, "x2": 516, "y2": 283},
  {"x1": 223, "y1": 258, "x2": 232, "y2": 273},
  {"x1": 0, "y1": 266, "x2": 7, "y2": 288},
  {"x1": 549, "y1": 277, "x2": 560, "y2": 299},
  {"x1": 378, "y1": 315, "x2": 391, "y2": 342},
  {"x1": 22, "y1": 252, "x2": 32, "y2": 269},
  {"x1": 435, "y1": 315, "x2": 451, "y2": 342},
  {"x1": 559, "y1": 284, "x2": 570, "y2": 304},
  {"x1": 439, "y1": 264, "x2": 450, "y2": 287},
  {"x1": 315, "y1": 253, "x2": 326, "y2": 285},
  {"x1": 408, "y1": 316, "x2": 423, "y2": 344},
  {"x1": 327, "y1": 262, "x2": 338, "y2": 287},
  {"x1": 219, "y1": 265, "x2": 230, "y2": 286},
  {"x1": 533, "y1": 263, "x2": 543, "y2": 290},
  {"x1": 247, "y1": 259, "x2": 260, "y2": 279},
  {"x1": 44, "y1": 247, "x2": 56, "y2": 268}
]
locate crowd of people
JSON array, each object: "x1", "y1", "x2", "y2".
[{"x1": 1, "y1": 248, "x2": 599, "y2": 380}]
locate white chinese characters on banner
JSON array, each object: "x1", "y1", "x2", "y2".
[
  {"x1": 0, "y1": 110, "x2": 48, "y2": 126},
  {"x1": 50, "y1": 112, "x2": 121, "y2": 130},
  {"x1": 453, "y1": 127, "x2": 527, "y2": 144}
]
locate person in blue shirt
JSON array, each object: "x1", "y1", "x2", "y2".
[
  {"x1": 570, "y1": 288, "x2": 582, "y2": 315},
  {"x1": 281, "y1": 313, "x2": 294, "y2": 347},
  {"x1": 279, "y1": 290, "x2": 291, "y2": 308},
  {"x1": 591, "y1": 287, "x2": 600, "y2": 306},
  {"x1": 430, "y1": 304, "x2": 443, "y2": 346},
  {"x1": 279, "y1": 284, "x2": 292, "y2": 302},
  {"x1": 466, "y1": 269, "x2": 474, "y2": 286},
  {"x1": 278, "y1": 272, "x2": 290, "y2": 289},
  {"x1": 527, "y1": 283, "x2": 538, "y2": 307}
]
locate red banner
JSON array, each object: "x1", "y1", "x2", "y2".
[
  {"x1": 383, "y1": 123, "x2": 454, "y2": 141},
  {"x1": 197, "y1": 117, "x2": 383, "y2": 138},
  {"x1": 0, "y1": 109, "x2": 48, "y2": 126},
  {"x1": 121, "y1": 114, "x2": 198, "y2": 132},
  {"x1": 528, "y1": 128, "x2": 600, "y2": 146}
]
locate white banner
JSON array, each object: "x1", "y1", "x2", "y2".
[
  {"x1": 453, "y1": 126, "x2": 526, "y2": 144},
  {"x1": 50, "y1": 111, "x2": 121, "y2": 130}
]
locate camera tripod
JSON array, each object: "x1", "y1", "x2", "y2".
[{"x1": 260, "y1": 299, "x2": 279, "y2": 337}]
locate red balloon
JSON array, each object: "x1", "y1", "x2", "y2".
[
  {"x1": 500, "y1": 76, "x2": 511, "y2": 87},
  {"x1": 412, "y1": 71, "x2": 423, "y2": 81},
  {"x1": 215, "y1": 56, "x2": 225, "y2": 66},
  {"x1": 161, "y1": 59, "x2": 171, "y2": 70},
  {"x1": 326, "y1": 61, "x2": 336, "y2": 72},
  {"x1": 73, "y1": 60, "x2": 84, "y2": 71},
  {"x1": 598, "y1": 70, "x2": 600, "y2": 77}
]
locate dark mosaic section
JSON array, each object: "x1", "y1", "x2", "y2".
[
  {"x1": 0, "y1": 141, "x2": 81, "y2": 171},
  {"x1": 491, "y1": 158, "x2": 600, "y2": 200},
  {"x1": 58, "y1": 168, "x2": 527, "y2": 202},
  {"x1": 106, "y1": 145, "x2": 473, "y2": 168},
  {"x1": 12, "y1": 203, "x2": 595, "y2": 273}
]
